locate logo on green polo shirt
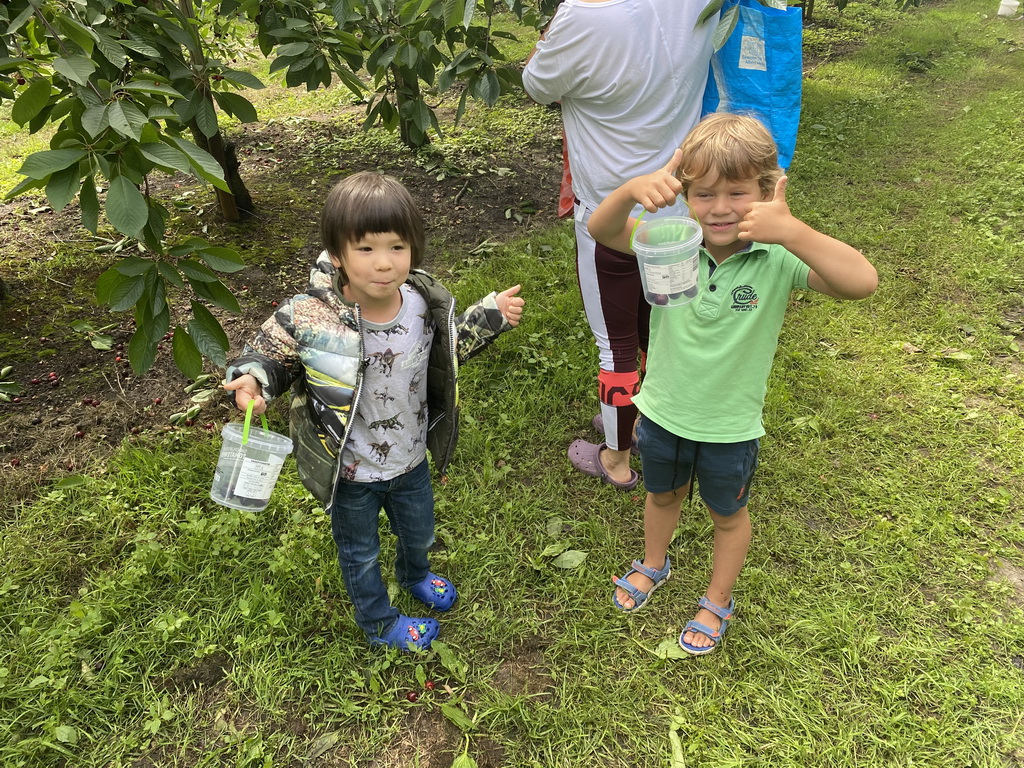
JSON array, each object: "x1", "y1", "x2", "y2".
[{"x1": 731, "y1": 285, "x2": 759, "y2": 312}]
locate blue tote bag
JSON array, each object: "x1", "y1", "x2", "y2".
[{"x1": 701, "y1": 0, "x2": 803, "y2": 169}]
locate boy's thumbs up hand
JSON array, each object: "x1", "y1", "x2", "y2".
[
  {"x1": 629, "y1": 148, "x2": 684, "y2": 213},
  {"x1": 738, "y1": 175, "x2": 796, "y2": 245},
  {"x1": 496, "y1": 284, "x2": 525, "y2": 327}
]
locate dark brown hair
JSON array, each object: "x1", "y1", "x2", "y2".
[{"x1": 320, "y1": 171, "x2": 425, "y2": 277}]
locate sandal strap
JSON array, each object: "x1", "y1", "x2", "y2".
[
  {"x1": 612, "y1": 575, "x2": 648, "y2": 601},
  {"x1": 697, "y1": 595, "x2": 735, "y2": 621},
  {"x1": 682, "y1": 619, "x2": 723, "y2": 641},
  {"x1": 629, "y1": 557, "x2": 671, "y2": 581}
]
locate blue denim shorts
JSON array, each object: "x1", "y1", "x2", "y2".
[{"x1": 636, "y1": 415, "x2": 759, "y2": 516}]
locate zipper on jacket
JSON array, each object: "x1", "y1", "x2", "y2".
[{"x1": 326, "y1": 303, "x2": 366, "y2": 510}]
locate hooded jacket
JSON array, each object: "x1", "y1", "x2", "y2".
[{"x1": 226, "y1": 253, "x2": 512, "y2": 506}]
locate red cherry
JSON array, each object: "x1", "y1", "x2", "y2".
[
  {"x1": 406, "y1": 692, "x2": 418, "y2": 703},
  {"x1": 75, "y1": 430, "x2": 85, "y2": 439},
  {"x1": 115, "y1": 356, "x2": 122, "y2": 362},
  {"x1": 131, "y1": 427, "x2": 141, "y2": 435},
  {"x1": 153, "y1": 397, "x2": 162, "y2": 404},
  {"x1": 424, "y1": 680, "x2": 435, "y2": 691},
  {"x1": 271, "y1": 301, "x2": 279, "y2": 307},
  {"x1": 10, "y1": 459, "x2": 21, "y2": 467},
  {"x1": 30, "y1": 378, "x2": 41, "y2": 385}
]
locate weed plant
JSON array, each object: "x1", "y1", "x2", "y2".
[{"x1": 2, "y1": 0, "x2": 1024, "y2": 766}]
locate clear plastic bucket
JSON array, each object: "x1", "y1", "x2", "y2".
[
  {"x1": 210, "y1": 403, "x2": 292, "y2": 511},
  {"x1": 998, "y1": 0, "x2": 1020, "y2": 15},
  {"x1": 631, "y1": 213, "x2": 703, "y2": 308}
]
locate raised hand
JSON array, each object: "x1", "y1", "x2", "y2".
[
  {"x1": 738, "y1": 175, "x2": 796, "y2": 245},
  {"x1": 629, "y1": 148, "x2": 685, "y2": 213},
  {"x1": 496, "y1": 284, "x2": 525, "y2": 327}
]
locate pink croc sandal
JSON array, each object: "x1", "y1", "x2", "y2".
[{"x1": 568, "y1": 439, "x2": 639, "y2": 491}]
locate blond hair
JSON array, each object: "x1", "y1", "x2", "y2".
[
  {"x1": 320, "y1": 171, "x2": 425, "y2": 280},
  {"x1": 677, "y1": 113, "x2": 782, "y2": 199}
]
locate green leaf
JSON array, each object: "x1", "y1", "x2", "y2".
[
  {"x1": 550, "y1": 550, "x2": 588, "y2": 569},
  {"x1": 18, "y1": 149, "x2": 87, "y2": 181},
  {"x1": 52, "y1": 56, "x2": 97, "y2": 87},
  {"x1": 108, "y1": 272, "x2": 146, "y2": 312},
  {"x1": 221, "y1": 69, "x2": 266, "y2": 90},
  {"x1": 106, "y1": 101, "x2": 136, "y2": 140},
  {"x1": 11, "y1": 79, "x2": 52, "y2": 126},
  {"x1": 96, "y1": 267, "x2": 128, "y2": 305},
  {"x1": 653, "y1": 638, "x2": 690, "y2": 660},
  {"x1": 4, "y1": 176, "x2": 47, "y2": 200},
  {"x1": 140, "y1": 143, "x2": 191, "y2": 174},
  {"x1": 106, "y1": 177, "x2": 148, "y2": 237},
  {"x1": 190, "y1": 279, "x2": 241, "y2": 313},
  {"x1": 194, "y1": 97, "x2": 219, "y2": 138},
  {"x1": 166, "y1": 136, "x2": 230, "y2": 192},
  {"x1": 45, "y1": 165, "x2": 81, "y2": 212},
  {"x1": 95, "y1": 32, "x2": 128, "y2": 69},
  {"x1": 712, "y1": 5, "x2": 740, "y2": 51},
  {"x1": 198, "y1": 246, "x2": 246, "y2": 273},
  {"x1": 539, "y1": 541, "x2": 569, "y2": 558},
  {"x1": 440, "y1": 704, "x2": 475, "y2": 732},
  {"x1": 157, "y1": 261, "x2": 185, "y2": 289},
  {"x1": 470, "y1": 70, "x2": 500, "y2": 105},
  {"x1": 450, "y1": 752, "x2": 478, "y2": 768},
  {"x1": 276, "y1": 41, "x2": 312, "y2": 57},
  {"x1": 55, "y1": 476, "x2": 88, "y2": 490},
  {"x1": 128, "y1": 327, "x2": 158, "y2": 375},
  {"x1": 189, "y1": 301, "x2": 229, "y2": 366},
  {"x1": 178, "y1": 259, "x2": 218, "y2": 282},
  {"x1": 81, "y1": 104, "x2": 109, "y2": 138},
  {"x1": 56, "y1": 15, "x2": 97, "y2": 56},
  {"x1": 171, "y1": 326, "x2": 203, "y2": 379},
  {"x1": 696, "y1": 0, "x2": 727, "y2": 26},
  {"x1": 114, "y1": 257, "x2": 154, "y2": 276},
  {"x1": 118, "y1": 81, "x2": 184, "y2": 99},
  {"x1": 54, "y1": 725, "x2": 78, "y2": 744},
  {"x1": 80, "y1": 177, "x2": 100, "y2": 233},
  {"x1": 213, "y1": 91, "x2": 258, "y2": 123},
  {"x1": 430, "y1": 641, "x2": 467, "y2": 681},
  {"x1": 120, "y1": 101, "x2": 150, "y2": 141}
]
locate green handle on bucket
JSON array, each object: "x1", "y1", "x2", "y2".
[
  {"x1": 628, "y1": 210, "x2": 647, "y2": 251},
  {"x1": 241, "y1": 399, "x2": 269, "y2": 445}
]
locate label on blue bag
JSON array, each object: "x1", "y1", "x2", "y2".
[{"x1": 739, "y1": 35, "x2": 767, "y2": 71}]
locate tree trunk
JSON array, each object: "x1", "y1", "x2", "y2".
[
  {"x1": 190, "y1": 125, "x2": 255, "y2": 219},
  {"x1": 393, "y1": 68, "x2": 430, "y2": 149}
]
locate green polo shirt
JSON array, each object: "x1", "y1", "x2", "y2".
[{"x1": 634, "y1": 242, "x2": 810, "y2": 442}]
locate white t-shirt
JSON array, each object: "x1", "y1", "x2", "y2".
[{"x1": 523, "y1": 0, "x2": 716, "y2": 212}]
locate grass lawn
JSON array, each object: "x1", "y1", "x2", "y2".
[{"x1": 2, "y1": 1, "x2": 1023, "y2": 766}]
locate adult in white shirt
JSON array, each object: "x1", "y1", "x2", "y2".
[{"x1": 523, "y1": 0, "x2": 716, "y2": 489}]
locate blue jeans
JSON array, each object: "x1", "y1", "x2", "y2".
[{"x1": 330, "y1": 460, "x2": 435, "y2": 638}]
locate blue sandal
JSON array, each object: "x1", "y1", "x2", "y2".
[
  {"x1": 409, "y1": 572, "x2": 457, "y2": 612},
  {"x1": 612, "y1": 557, "x2": 671, "y2": 613},
  {"x1": 678, "y1": 596, "x2": 735, "y2": 655},
  {"x1": 369, "y1": 614, "x2": 440, "y2": 651}
]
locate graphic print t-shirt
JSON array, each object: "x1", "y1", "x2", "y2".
[{"x1": 341, "y1": 285, "x2": 432, "y2": 482}]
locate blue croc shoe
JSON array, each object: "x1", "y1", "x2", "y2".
[
  {"x1": 369, "y1": 615, "x2": 440, "y2": 652},
  {"x1": 409, "y1": 573, "x2": 457, "y2": 612},
  {"x1": 679, "y1": 596, "x2": 735, "y2": 656},
  {"x1": 612, "y1": 557, "x2": 671, "y2": 613}
]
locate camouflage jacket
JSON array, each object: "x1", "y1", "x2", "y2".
[{"x1": 226, "y1": 253, "x2": 513, "y2": 507}]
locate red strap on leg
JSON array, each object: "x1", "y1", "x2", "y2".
[{"x1": 598, "y1": 369, "x2": 640, "y2": 407}]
